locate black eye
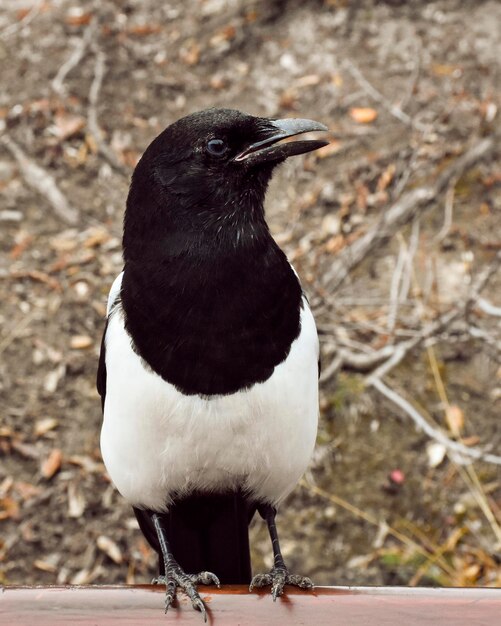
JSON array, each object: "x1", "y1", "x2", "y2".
[{"x1": 206, "y1": 138, "x2": 228, "y2": 157}]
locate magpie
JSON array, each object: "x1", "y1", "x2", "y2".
[{"x1": 97, "y1": 108, "x2": 327, "y2": 619}]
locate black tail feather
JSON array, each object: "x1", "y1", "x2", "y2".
[{"x1": 134, "y1": 491, "x2": 256, "y2": 584}]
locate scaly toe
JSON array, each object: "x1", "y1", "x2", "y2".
[
  {"x1": 250, "y1": 568, "x2": 314, "y2": 598},
  {"x1": 271, "y1": 570, "x2": 287, "y2": 601},
  {"x1": 190, "y1": 570, "x2": 221, "y2": 587},
  {"x1": 249, "y1": 573, "x2": 272, "y2": 590},
  {"x1": 287, "y1": 574, "x2": 314, "y2": 589},
  {"x1": 151, "y1": 575, "x2": 166, "y2": 585}
]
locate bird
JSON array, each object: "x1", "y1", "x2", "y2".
[{"x1": 97, "y1": 107, "x2": 328, "y2": 619}]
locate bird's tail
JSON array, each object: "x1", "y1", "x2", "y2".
[{"x1": 134, "y1": 491, "x2": 256, "y2": 584}]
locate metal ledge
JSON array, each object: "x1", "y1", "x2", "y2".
[{"x1": 2, "y1": 585, "x2": 500, "y2": 625}]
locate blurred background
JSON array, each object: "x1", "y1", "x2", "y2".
[{"x1": 1, "y1": 0, "x2": 500, "y2": 588}]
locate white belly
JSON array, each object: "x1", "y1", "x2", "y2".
[{"x1": 100, "y1": 300, "x2": 319, "y2": 511}]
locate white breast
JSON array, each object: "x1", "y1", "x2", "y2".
[{"x1": 100, "y1": 277, "x2": 319, "y2": 512}]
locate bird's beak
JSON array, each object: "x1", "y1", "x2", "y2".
[{"x1": 234, "y1": 118, "x2": 329, "y2": 164}]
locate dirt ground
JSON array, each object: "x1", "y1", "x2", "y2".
[{"x1": 1, "y1": 0, "x2": 500, "y2": 589}]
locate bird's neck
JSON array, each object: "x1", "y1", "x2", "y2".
[{"x1": 123, "y1": 190, "x2": 272, "y2": 264}]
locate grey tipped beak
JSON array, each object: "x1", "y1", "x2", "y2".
[
  {"x1": 269, "y1": 118, "x2": 328, "y2": 136},
  {"x1": 234, "y1": 117, "x2": 329, "y2": 164}
]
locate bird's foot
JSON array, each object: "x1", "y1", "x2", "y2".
[
  {"x1": 249, "y1": 567, "x2": 313, "y2": 601},
  {"x1": 152, "y1": 567, "x2": 220, "y2": 621}
]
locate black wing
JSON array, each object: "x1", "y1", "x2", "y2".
[
  {"x1": 96, "y1": 318, "x2": 108, "y2": 412},
  {"x1": 302, "y1": 291, "x2": 321, "y2": 379}
]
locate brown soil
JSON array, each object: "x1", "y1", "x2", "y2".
[{"x1": 1, "y1": 0, "x2": 500, "y2": 588}]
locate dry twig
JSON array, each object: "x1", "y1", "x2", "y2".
[
  {"x1": 367, "y1": 251, "x2": 501, "y2": 466},
  {"x1": 476, "y1": 298, "x2": 501, "y2": 318},
  {"x1": 342, "y1": 58, "x2": 427, "y2": 132},
  {"x1": 300, "y1": 478, "x2": 457, "y2": 579},
  {"x1": 0, "y1": 134, "x2": 79, "y2": 225},
  {"x1": 369, "y1": 378, "x2": 501, "y2": 466},
  {"x1": 88, "y1": 49, "x2": 128, "y2": 176},
  {"x1": 0, "y1": 0, "x2": 43, "y2": 40},
  {"x1": 434, "y1": 180, "x2": 456, "y2": 243},
  {"x1": 323, "y1": 137, "x2": 494, "y2": 292},
  {"x1": 52, "y1": 21, "x2": 96, "y2": 96}
]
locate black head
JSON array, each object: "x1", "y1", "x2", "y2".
[{"x1": 124, "y1": 108, "x2": 328, "y2": 258}]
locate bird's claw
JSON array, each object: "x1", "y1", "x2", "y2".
[
  {"x1": 164, "y1": 591, "x2": 174, "y2": 614},
  {"x1": 250, "y1": 567, "x2": 313, "y2": 600},
  {"x1": 192, "y1": 595, "x2": 207, "y2": 622},
  {"x1": 152, "y1": 568, "x2": 218, "y2": 620}
]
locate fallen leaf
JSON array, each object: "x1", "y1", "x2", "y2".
[
  {"x1": 315, "y1": 140, "x2": 342, "y2": 159},
  {"x1": 83, "y1": 227, "x2": 110, "y2": 248},
  {"x1": 126, "y1": 561, "x2": 136, "y2": 584},
  {"x1": 68, "y1": 481, "x2": 86, "y2": 518},
  {"x1": 14, "y1": 481, "x2": 41, "y2": 501},
  {"x1": 41, "y1": 449, "x2": 62, "y2": 479},
  {"x1": 295, "y1": 74, "x2": 321, "y2": 88},
  {"x1": 0, "y1": 476, "x2": 14, "y2": 496},
  {"x1": 321, "y1": 214, "x2": 341, "y2": 237},
  {"x1": 70, "y1": 335, "x2": 93, "y2": 349},
  {"x1": 70, "y1": 568, "x2": 92, "y2": 585},
  {"x1": 460, "y1": 435, "x2": 480, "y2": 446},
  {"x1": 356, "y1": 182, "x2": 369, "y2": 211},
  {"x1": 35, "y1": 417, "x2": 59, "y2": 437},
  {"x1": 479, "y1": 100, "x2": 497, "y2": 123},
  {"x1": 426, "y1": 442, "x2": 447, "y2": 468},
  {"x1": 431, "y1": 63, "x2": 461, "y2": 77},
  {"x1": 349, "y1": 107, "x2": 378, "y2": 124},
  {"x1": 210, "y1": 75, "x2": 226, "y2": 90},
  {"x1": 180, "y1": 40, "x2": 200, "y2": 66},
  {"x1": 279, "y1": 89, "x2": 297, "y2": 110},
  {"x1": 210, "y1": 24, "x2": 236, "y2": 47},
  {"x1": 10, "y1": 233, "x2": 34, "y2": 259},
  {"x1": 325, "y1": 234, "x2": 346, "y2": 255},
  {"x1": 331, "y1": 73, "x2": 343, "y2": 87},
  {"x1": 21, "y1": 522, "x2": 35, "y2": 542},
  {"x1": 376, "y1": 163, "x2": 396, "y2": 192},
  {"x1": 50, "y1": 229, "x2": 79, "y2": 252},
  {"x1": 463, "y1": 563, "x2": 481, "y2": 581},
  {"x1": 11, "y1": 440, "x2": 40, "y2": 459},
  {"x1": 51, "y1": 113, "x2": 86, "y2": 141},
  {"x1": 482, "y1": 171, "x2": 501, "y2": 189},
  {"x1": 44, "y1": 365, "x2": 66, "y2": 394},
  {"x1": 65, "y1": 8, "x2": 93, "y2": 26},
  {"x1": 10, "y1": 270, "x2": 61, "y2": 292},
  {"x1": 34, "y1": 556, "x2": 59, "y2": 573},
  {"x1": 445, "y1": 405, "x2": 464, "y2": 435},
  {"x1": 16, "y1": 8, "x2": 32, "y2": 20},
  {"x1": 245, "y1": 9, "x2": 258, "y2": 23},
  {"x1": 0, "y1": 497, "x2": 20, "y2": 520},
  {"x1": 127, "y1": 24, "x2": 161, "y2": 36},
  {"x1": 97, "y1": 535, "x2": 123, "y2": 564},
  {"x1": 85, "y1": 133, "x2": 98, "y2": 153},
  {"x1": 479, "y1": 202, "x2": 490, "y2": 216},
  {"x1": 17, "y1": 3, "x2": 51, "y2": 20},
  {"x1": 68, "y1": 454, "x2": 105, "y2": 473}
]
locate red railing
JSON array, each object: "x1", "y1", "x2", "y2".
[{"x1": 2, "y1": 585, "x2": 500, "y2": 625}]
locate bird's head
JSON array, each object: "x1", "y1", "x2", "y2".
[{"x1": 124, "y1": 108, "x2": 328, "y2": 256}]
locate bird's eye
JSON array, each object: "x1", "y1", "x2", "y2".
[{"x1": 206, "y1": 138, "x2": 228, "y2": 157}]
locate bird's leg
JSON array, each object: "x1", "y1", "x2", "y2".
[
  {"x1": 151, "y1": 513, "x2": 220, "y2": 621},
  {"x1": 249, "y1": 503, "x2": 313, "y2": 600}
]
